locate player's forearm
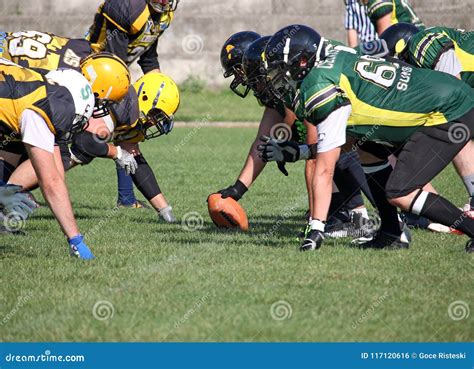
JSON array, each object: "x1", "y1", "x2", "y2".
[
  {"x1": 347, "y1": 29, "x2": 358, "y2": 48},
  {"x1": 237, "y1": 143, "x2": 267, "y2": 188},
  {"x1": 39, "y1": 175, "x2": 80, "y2": 238}
]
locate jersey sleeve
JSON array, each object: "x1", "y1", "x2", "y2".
[
  {"x1": 345, "y1": 2, "x2": 355, "y2": 30},
  {"x1": 435, "y1": 49, "x2": 462, "y2": 76},
  {"x1": 407, "y1": 31, "x2": 454, "y2": 70},
  {"x1": 20, "y1": 109, "x2": 55, "y2": 153},
  {"x1": 367, "y1": 0, "x2": 393, "y2": 22},
  {"x1": 297, "y1": 80, "x2": 349, "y2": 125},
  {"x1": 315, "y1": 105, "x2": 352, "y2": 153},
  {"x1": 137, "y1": 39, "x2": 160, "y2": 73}
]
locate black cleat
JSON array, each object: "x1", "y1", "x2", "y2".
[
  {"x1": 324, "y1": 212, "x2": 378, "y2": 240},
  {"x1": 466, "y1": 239, "x2": 474, "y2": 253},
  {"x1": 300, "y1": 230, "x2": 324, "y2": 252},
  {"x1": 354, "y1": 229, "x2": 410, "y2": 250}
]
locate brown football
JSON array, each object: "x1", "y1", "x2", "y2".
[{"x1": 207, "y1": 193, "x2": 249, "y2": 231}]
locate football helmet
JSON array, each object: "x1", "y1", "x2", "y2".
[
  {"x1": 264, "y1": 25, "x2": 326, "y2": 100},
  {"x1": 45, "y1": 69, "x2": 95, "y2": 134},
  {"x1": 80, "y1": 52, "x2": 131, "y2": 118},
  {"x1": 242, "y1": 36, "x2": 277, "y2": 106},
  {"x1": 379, "y1": 23, "x2": 420, "y2": 58},
  {"x1": 220, "y1": 31, "x2": 261, "y2": 97},
  {"x1": 147, "y1": 0, "x2": 179, "y2": 13},
  {"x1": 133, "y1": 72, "x2": 180, "y2": 140}
]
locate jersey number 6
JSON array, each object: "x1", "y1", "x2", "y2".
[{"x1": 355, "y1": 57, "x2": 397, "y2": 89}]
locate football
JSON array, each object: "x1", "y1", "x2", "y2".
[{"x1": 207, "y1": 193, "x2": 249, "y2": 231}]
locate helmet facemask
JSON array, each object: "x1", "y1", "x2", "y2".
[
  {"x1": 139, "y1": 108, "x2": 174, "y2": 140},
  {"x1": 224, "y1": 64, "x2": 251, "y2": 98},
  {"x1": 92, "y1": 97, "x2": 112, "y2": 119},
  {"x1": 148, "y1": 0, "x2": 179, "y2": 13}
]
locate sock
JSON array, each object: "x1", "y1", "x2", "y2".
[
  {"x1": 364, "y1": 162, "x2": 401, "y2": 236},
  {"x1": 411, "y1": 191, "x2": 474, "y2": 237},
  {"x1": 462, "y1": 174, "x2": 474, "y2": 209},
  {"x1": 116, "y1": 165, "x2": 136, "y2": 205}
]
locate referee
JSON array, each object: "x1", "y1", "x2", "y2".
[{"x1": 344, "y1": 0, "x2": 377, "y2": 47}]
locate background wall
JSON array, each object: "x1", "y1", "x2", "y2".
[{"x1": 0, "y1": 0, "x2": 471, "y2": 86}]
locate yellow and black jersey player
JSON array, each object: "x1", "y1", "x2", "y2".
[{"x1": 86, "y1": 0, "x2": 178, "y2": 73}]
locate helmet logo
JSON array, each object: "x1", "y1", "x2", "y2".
[
  {"x1": 283, "y1": 38, "x2": 291, "y2": 64},
  {"x1": 226, "y1": 44, "x2": 235, "y2": 60},
  {"x1": 395, "y1": 39, "x2": 407, "y2": 55}
]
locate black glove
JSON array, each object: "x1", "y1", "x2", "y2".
[
  {"x1": 218, "y1": 180, "x2": 248, "y2": 201},
  {"x1": 257, "y1": 136, "x2": 300, "y2": 163},
  {"x1": 277, "y1": 162, "x2": 288, "y2": 176},
  {"x1": 300, "y1": 230, "x2": 325, "y2": 251}
]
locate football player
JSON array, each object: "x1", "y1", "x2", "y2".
[
  {"x1": 0, "y1": 59, "x2": 95, "y2": 259},
  {"x1": 86, "y1": 0, "x2": 179, "y2": 208},
  {"x1": 375, "y1": 24, "x2": 474, "y2": 216},
  {"x1": 216, "y1": 32, "x2": 375, "y2": 240},
  {"x1": 6, "y1": 71, "x2": 179, "y2": 223},
  {"x1": 362, "y1": 0, "x2": 424, "y2": 35},
  {"x1": 0, "y1": 31, "x2": 133, "y2": 182},
  {"x1": 259, "y1": 25, "x2": 474, "y2": 252}
]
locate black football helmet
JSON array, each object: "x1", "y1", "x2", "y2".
[
  {"x1": 264, "y1": 25, "x2": 326, "y2": 100},
  {"x1": 220, "y1": 31, "x2": 261, "y2": 97},
  {"x1": 242, "y1": 36, "x2": 277, "y2": 106},
  {"x1": 379, "y1": 22, "x2": 420, "y2": 58}
]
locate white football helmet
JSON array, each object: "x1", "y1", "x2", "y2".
[{"x1": 45, "y1": 69, "x2": 95, "y2": 134}]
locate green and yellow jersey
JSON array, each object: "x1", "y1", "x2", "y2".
[
  {"x1": 0, "y1": 59, "x2": 76, "y2": 138},
  {"x1": 0, "y1": 31, "x2": 92, "y2": 75},
  {"x1": 405, "y1": 27, "x2": 474, "y2": 87},
  {"x1": 294, "y1": 49, "x2": 473, "y2": 145},
  {"x1": 367, "y1": 0, "x2": 424, "y2": 30},
  {"x1": 86, "y1": 0, "x2": 173, "y2": 72}
]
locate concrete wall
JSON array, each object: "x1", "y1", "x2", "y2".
[{"x1": 0, "y1": 0, "x2": 472, "y2": 86}]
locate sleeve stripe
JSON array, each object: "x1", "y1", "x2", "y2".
[
  {"x1": 414, "y1": 33, "x2": 446, "y2": 65},
  {"x1": 367, "y1": 1, "x2": 392, "y2": 18},
  {"x1": 305, "y1": 87, "x2": 340, "y2": 115}
]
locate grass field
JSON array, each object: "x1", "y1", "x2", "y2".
[{"x1": 1, "y1": 126, "x2": 473, "y2": 342}]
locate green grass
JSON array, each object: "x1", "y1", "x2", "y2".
[
  {"x1": 175, "y1": 89, "x2": 264, "y2": 122},
  {"x1": 0, "y1": 127, "x2": 473, "y2": 342}
]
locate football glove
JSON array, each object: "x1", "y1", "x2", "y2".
[
  {"x1": 277, "y1": 162, "x2": 289, "y2": 176},
  {"x1": 159, "y1": 206, "x2": 176, "y2": 223},
  {"x1": 300, "y1": 230, "x2": 325, "y2": 252},
  {"x1": 0, "y1": 184, "x2": 36, "y2": 220},
  {"x1": 114, "y1": 147, "x2": 138, "y2": 176},
  {"x1": 257, "y1": 136, "x2": 301, "y2": 163},
  {"x1": 218, "y1": 180, "x2": 248, "y2": 201},
  {"x1": 69, "y1": 234, "x2": 95, "y2": 260}
]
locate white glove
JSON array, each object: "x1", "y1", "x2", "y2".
[
  {"x1": 114, "y1": 146, "x2": 138, "y2": 176},
  {"x1": 0, "y1": 185, "x2": 36, "y2": 220}
]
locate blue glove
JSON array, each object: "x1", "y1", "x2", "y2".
[{"x1": 68, "y1": 234, "x2": 95, "y2": 260}]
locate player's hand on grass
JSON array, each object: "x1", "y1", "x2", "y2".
[
  {"x1": 159, "y1": 206, "x2": 176, "y2": 223},
  {"x1": 257, "y1": 136, "x2": 300, "y2": 163},
  {"x1": 114, "y1": 147, "x2": 138, "y2": 176},
  {"x1": 0, "y1": 184, "x2": 37, "y2": 220},
  {"x1": 68, "y1": 234, "x2": 95, "y2": 260},
  {"x1": 300, "y1": 230, "x2": 324, "y2": 252},
  {"x1": 217, "y1": 180, "x2": 248, "y2": 201}
]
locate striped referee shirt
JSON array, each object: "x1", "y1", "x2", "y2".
[{"x1": 344, "y1": 0, "x2": 378, "y2": 43}]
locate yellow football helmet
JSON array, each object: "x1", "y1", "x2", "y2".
[
  {"x1": 80, "y1": 52, "x2": 131, "y2": 117},
  {"x1": 133, "y1": 72, "x2": 180, "y2": 139}
]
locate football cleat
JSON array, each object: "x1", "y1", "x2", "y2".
[
  {"x1": 117, "y1": 200, "x2": 151, "y2": 209},
  {"x1": 355, "y1": 229, "x2": 410, "y2": 250},
  {"x1": 465, "y1": 239, "x2": 474, "y2": 253},
  {"x1": 300, "y1": 230, "x2": 324, "y2": 252},
  {"x1": 324, "y1": 211, "x2": 378, "y2": 240}
]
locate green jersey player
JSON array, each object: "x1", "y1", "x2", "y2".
[
  {"x1": 259, "y1": 25, "x2": 474, "y2": 252},
  {"x1": 378, "y1": 23, "x2": 474, "y2": 87},
  {"x1": 365, "y1": 0, "x2": 424, "y2": 35}
]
